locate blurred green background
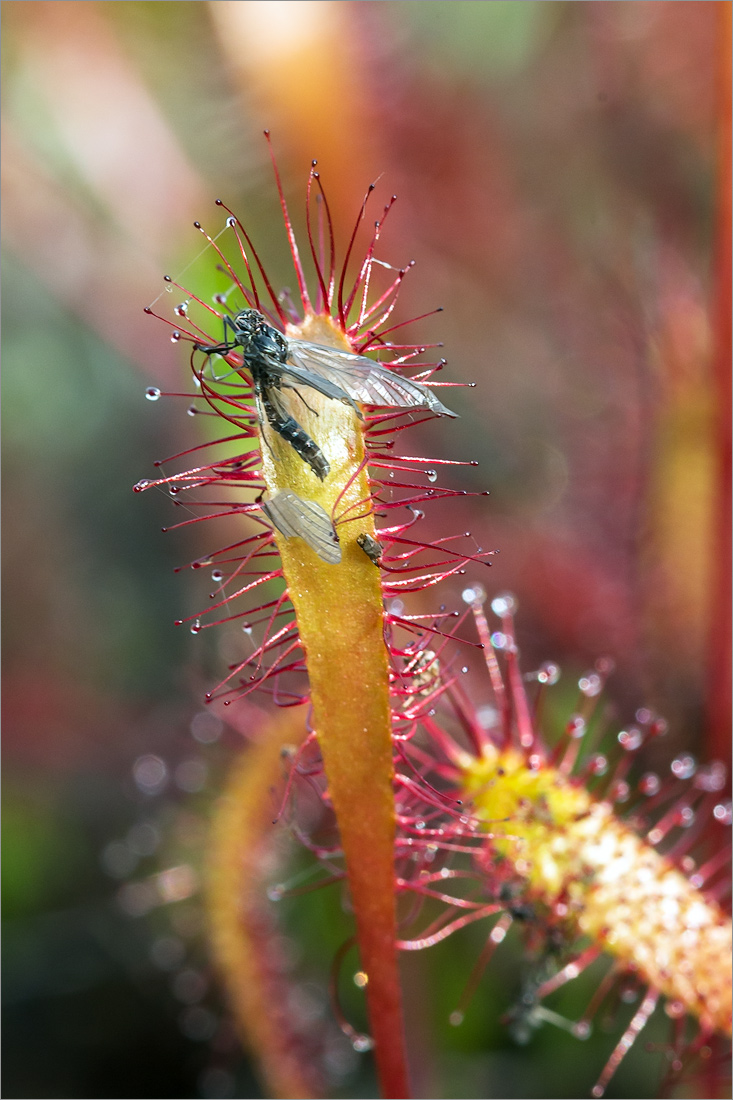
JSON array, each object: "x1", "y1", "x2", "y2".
[{"x1": 2, "y1": 2, "x2": 728, "y2": 1097}]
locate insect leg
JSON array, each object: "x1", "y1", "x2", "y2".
[
  {"x1": 195, "y1": 315, "x2": 240, "y2": 356},
  {"x1": 254, "y1": 383, "x2": 279, "y2": 464},
  {"x1": 291, "y1": 388, "x2": 320, "y2": 417}
]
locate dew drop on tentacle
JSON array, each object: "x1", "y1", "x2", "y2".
[
  {"x1": 638, "y1": 772, "x2": 661, "y2": 796},
  {"x1": 145, "y1": 387, "x2": 161, "y2": 401},
  {"x1": 578, "y1": 672, "x2": 602, "y2": 697},
  {"x1": 566, "y1": 715, "x2": 586, "y2": 739},
  {"x1": 587, "y1": 753, "x2": 608, "y2": 776},
  {"x1": 617, "y1": 727, "x2": 643, "y2": 752},
  {"x1": 694, "y1": 761, "x2": 726, "y2": 791},
  {"x1": 713, "y1": 801, "x2": 732, "y2": 824},
  {"x1": 190, "y1": 620, "x2": 201, "y2": 635},
  {"x1": 609, "y1": 780, "x2": 630, "y2": 803},
  {"x1": 538, "y1": 662, "x2": 560, "y2": 685},
  {"x1": 461, "y1": 583, "x2": 486, "y2": 605},
  {"x1": 491, "y1": 593, "x2": 516, "y2": 616},
  {"x1": 675, "y1": 805, "x2": 695, "y2": 828},
  {"x1": 671, "y1": 754, "x2": 696, "y2": 780}
]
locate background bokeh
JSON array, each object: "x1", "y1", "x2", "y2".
[{"x1": 2, "y1": 2, "x2": 729, "y2": 1098}]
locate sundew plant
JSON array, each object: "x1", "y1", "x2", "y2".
[{"x1": 138, "y1": 143, "x2": 731, "y2": 1100}]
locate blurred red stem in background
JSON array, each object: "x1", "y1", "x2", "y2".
[{"x1": 708, "y1": 0, "x2": 732, "y2": 763}]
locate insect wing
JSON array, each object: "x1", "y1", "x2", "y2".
[
  {"x1": 287, "y1": 340, "x2": 457, "y2": 418},
  {"x1": 262, "y1": 490, "x2": 341, "y2": 564},
  {"x1": 276, "y1": 358, "x2": 359, "y2": 409}
]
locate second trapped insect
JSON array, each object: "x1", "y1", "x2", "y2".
[
  {"x1": 357, "y1": 532, "x2": 383, "y2": 566},
  {"x1": 196, "y1": 309, "x2": 457, "y2": 480}
]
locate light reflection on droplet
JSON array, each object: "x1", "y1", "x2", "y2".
[
  {"x1": 695, "y1": 761, "x2": 726, "y2": 792},
  {"x1": 101, "y1": 841, "x2": 137, "y2": 879},
  {"x1": 638, "y1": 773, "x2": 660, "y2": 797},
  {"x1": 132, "y1": 754, "x2": 168, "y2": 795},
  {"x1": 155, "y1": 864, "x2": 198, "y2": 904},
  {"x1": 578, "y1": 673, "x2": 602, "y2": 697},
  {"x1": 172, "y1": 967, "x2": 208, "y2": 1004},
  {"x1": 175, "y1": 759, "x2": 207, "y2": 793},
  {"x1": 117, "y1": 880, "x2": 157, "y2": 916},
  {"x1": 713, "y1": 801, "x2": 732, "y2": 824},
  {"x1": 537, "y1": 662, "x2": 560, "y2": 685},
  {"x1": 179, "y1": 1005, "x2": 218, "y2": 1041},
  {"x1": 150, "y1": 935, "x2": 186, "y2": 971},
  {"x1": 566, "y1": 715, "x2": 586, "y2": 739},
  {"x1": 198, "y1": 1067, "x2": 236, "y2": 1099},
  {"x1": 477, "y1": 704, "x2": 497, "y2": 729},
  {"x1": 127, "y1": 821, "x2": 160, "y2": 856},
  {"x1": 587, "y1": 753, "x2": 607, "y2": 776},
  {"x1": 671, "y1": 754, "x2": 696, "y2": 780},
  {"x1": 618, "y1": 728, "x2": 643, "y2": 752},
  {"x1": 191, "y1": 711, "x2": 223, "y2": 744},
  {"x1": 491, "y1": 592, "x2": 516, "y2": 616}
]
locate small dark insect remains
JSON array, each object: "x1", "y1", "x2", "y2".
[
  {"x1": 356, "y1": 532, "x2": 383, "y2": 566},
  {"x1": 196, "y1": 309, "x2": 457, "y2": 481}
]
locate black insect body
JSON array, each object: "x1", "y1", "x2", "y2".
[
  {"x1": 196, "y1": 309, "x2": 457, "y2": 480},
  {"x1": 197, "y1": 310, "x2": 333, "y2": 481}
]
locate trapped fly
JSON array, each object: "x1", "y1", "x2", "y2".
[{"x1": 196, "y1": 309, "x2": 457, "y2": 480}]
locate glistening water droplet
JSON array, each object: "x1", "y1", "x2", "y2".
[
  {"x1": 145, "y1": 387, "x2": 161, "y2": 401},
  {"x1": 461, "y1": 584, "x2": 486, "y2": 605},
  {"x1": 491, "y1": 593, "x2": 516, "y2": 616}
]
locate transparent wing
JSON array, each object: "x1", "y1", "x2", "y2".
[
  {"x1": 276, "y1": 359, "x2": 360, "y2": 409},
  {"x1": 261, "y1": 490, "x2": 341, "y2": 564},
  {"x1": 286, "y1": 340, "x2": 457, "y2": 417}
]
